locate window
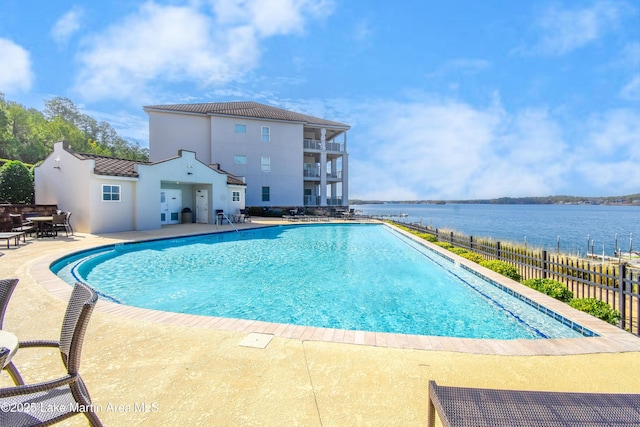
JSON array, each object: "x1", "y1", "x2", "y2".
[
  {"x1": 235, "y1": 124, "x2": 246, "y2": 133},
  {"x1": 234, "y1": 155, "x2": 247, "y2": 164},
  {"x1": 261, "y1": 156, "x2": 270, "y2": 172},
  {"x1": 261, "y1": 126, "x2": 270, "y2": 142},
  {"x1": 102, "y1": 185, "x2": 120, "y2": 202},
  {"x1": 232, "y1": 191, "x2": 240, "y2": 202},
  {"x1": 261, "y1": 186, "x2": 270, "y2": 202}
]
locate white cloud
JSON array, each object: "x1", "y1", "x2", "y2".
[
  {"x1": 0, "y1": 38, "x2": 33, "y2": 93},
  {"x1": 74, "y1": 0, "x2": 334, "y2": 102},
  {"x1": 345, "y1": 98, "x2": 613, "y2": 200},
  {"x1": 531, "y1": 1, "x2": 625, "y2": 55},
  {"x1": 620, "y1": 75, "x2": 640, "y2": 101},
  {"x1": 51, "y1": 8, "x2": 84, "y2": 45},
  {"x1": 425, "y1": 59, "x2": 491, "y2": 79},
  {"x1": 352, "y1": 19, "x2": 373, "y2": 43},
  {"x1": 574, "y1": 109, "x2": 640, "y2": 194}
]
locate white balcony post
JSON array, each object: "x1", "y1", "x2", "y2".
[
  {"x1": 320, "y1": 128, "x2": 327, "y2": 206},
  {"x1": 344, "y1": 132, "x2": 348, "y2": 205}
]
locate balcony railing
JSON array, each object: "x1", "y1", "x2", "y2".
[
  {"x1": 304, "y1": 166, "x2": 320, "y2": 178},
  {"x1": 303, "y1": 139, "x2": 345, "y2": 152},
  {"x1": 303, "y1": 169, "x2": 342, "y2": 179},
  {"x1": 304, "y1": 195, "x2": 320, "y2": 206},
  {"x1": 303, "y1": 196, "x2": 345, "y2": 206}
]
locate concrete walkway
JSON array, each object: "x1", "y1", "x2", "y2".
[{"x1": 1, "y1": 220, "x2": 639, "y2": 426}]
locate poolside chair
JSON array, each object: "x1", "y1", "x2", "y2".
[
  {"x1": 51, "y1": 213, "x2": 69, "y2": 238},
  {"x1": 64, "y1": 212, "x2": 74, "y2": 235},
  {"x1": 0, "y1": 282, "x2": 103, "y2": 426},
  {"x1": 427, "y1": 380, "x2": 640, "y2": 427},
  {"x1": 239, "y1": 209, "x2": 251, "y2": 223},
  {"x1": 0, "y1": 278, "x2": 23, "y2": 385},
  {"x1": 9, "y1": 214, "x2": 34, "y2": 237},
  {"x1": 0, "y1": 347, "x2": 10, "y2": 374}
]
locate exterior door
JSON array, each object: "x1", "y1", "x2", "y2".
[
  {"x1": 196, "y1": 189, "x2": 208, "y2": 224},
  {"x1": 160, "y1": 189, "x2": 182, "y2": 224}
]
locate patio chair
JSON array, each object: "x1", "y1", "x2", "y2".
[
  {"x1": 51, "y1": 213, "x2": 69, "y2": 238},
  {"x1": 0, "y1": 278, "x2": 23, "y2": 385},
  {"x1": 9, "y1": 214, "x2": 34, "y2": 237},
  {"x1": 64, "y1": 212, "x2": 74, "y2": 235},
  {"x1": 427, "y1": 380, "x2": 640, "y2": 427},
  {"x1": 215, "y1": 209, "x2": 229, "y2": 225},
  {"x1": 239, "y1": 208, "x2": 251, "y2": 223},
  {"x1": 0, "y1": 282, "x2": 103, "y2": 426},
  {"x1": 0, "y1": 347, "x2": 10, "y2": 374}
]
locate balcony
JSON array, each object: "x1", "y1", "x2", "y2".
[
  {"x1": 303, "y1": 139, "x2": 345, "y2": 152},
  {"x1": 304, "y1": 195, "x2": 320, "y2": 206}
]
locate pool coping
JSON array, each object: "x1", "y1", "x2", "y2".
[{"x1": 30, "y1": 220, "x2": 640, "y2": 356}]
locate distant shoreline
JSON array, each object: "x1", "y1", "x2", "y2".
[{"x1": 350, "y1": 193, "x2": 640, "y2": 206}]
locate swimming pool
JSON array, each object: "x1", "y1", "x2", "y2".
[{"x1": 51, "y1": 223, "x2": 589, "y2": 340}]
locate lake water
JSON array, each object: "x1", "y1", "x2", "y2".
[{"x1": 355, "y1": 204, "x2": 639, "y2": 257}]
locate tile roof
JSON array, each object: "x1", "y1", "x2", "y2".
[
  {"x1": 68, "y1": 150, "x2": 245, "y2": 185},
  {"x1": 72, "y1": 152, "x2": 144, "y2": 177},
  {"x1": 144, "y1": 101, "x2": 350, "y2": 129}
]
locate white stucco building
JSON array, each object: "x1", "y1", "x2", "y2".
[
  {"x1": 35, "y1": 141, "x2": 245, "y2": 234},
  {"x1": 144, "y1": 102, "x2": 351, "y2": 208}
]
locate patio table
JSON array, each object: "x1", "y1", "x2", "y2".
[
  {"x1": 0, "y1": 232, "x2": 26, "y2": 249},
  {"x1": 28, "y1": 216, "x2": 54, "y2": 238}
]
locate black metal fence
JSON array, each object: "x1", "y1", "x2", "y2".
[{"x1": 395, "y1": 221, "x2": 640, "y2": 336}]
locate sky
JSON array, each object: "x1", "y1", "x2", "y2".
[{"x1": 1, "y1": 0, "x2": 639, "y2": 200}]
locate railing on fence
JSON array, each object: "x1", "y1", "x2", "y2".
[{"x1": 394, "y1": 220, "x2": 640, "y2": 336}]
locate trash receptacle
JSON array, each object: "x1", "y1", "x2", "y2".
[{"x1": 181, "y1": 207, "x2": 193, "y2": 224}]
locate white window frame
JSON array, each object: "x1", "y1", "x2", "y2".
[
  {"x1": 235, "y1": 124, "x2": 246, "y2": 133},
  {"x1": 102, "y1": 184, "x2": 121, "y2": 202},
  {"x1": 234, "y1": 155, "x2": 247, "y2": 164},
  {"x1": 261, "y1": 126, "x2": 270, "y2": 142},
  {"x1": 232, "y1": 191, "x2": 240, "y2": 202},
  {"x1": 261, "y1": 156, "x2": 270, "y2": 172}
]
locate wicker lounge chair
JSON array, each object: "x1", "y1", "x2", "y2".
[
  {"x1": 10, "y1": 214, "x2": 34, "y2": 236},
  {"x1": 0, "y1": 282, "x2": 103, "y2": 426},
  {"x1": 0, "y1": 278, "x2": 23, "y2": 385},
  {"x1": 428, "y1": 380, "x2": 640, "y2": 427}
]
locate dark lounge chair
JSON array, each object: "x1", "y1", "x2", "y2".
[
  {"x1": 9, "y1": 214, "x2": 34, "y2": 237},
  {"x1": 427, "y1": 380, "x2": 640, "y2": 427}
]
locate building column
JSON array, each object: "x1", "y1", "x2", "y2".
[
  {"x1": 342, "y1": 131, "x2": 348, "y2": 206},
  {"x1": 320, "y1": 128, "x2": 327, "y2": 206}
]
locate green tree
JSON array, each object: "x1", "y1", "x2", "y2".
[{"x1": 0, "y1": 160, "x2": 34, "y2": 204}]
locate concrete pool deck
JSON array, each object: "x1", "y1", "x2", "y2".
[{"x1": 1, "y1": 219, "x2": 640, "y2": 426}]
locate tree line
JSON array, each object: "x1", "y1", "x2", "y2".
[{"x1": 0, "y1": 93, "x2": 148, "y2": 165}]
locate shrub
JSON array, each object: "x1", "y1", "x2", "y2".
[
  {"x1": 459, "y1": 252, "x2": 485, "y2": 264},
  {"x1": 434, "y1": 241, "x2": 455, "y2": 250},
  {"x1": 449, "y1": 247, "x2": 469, "y2": 255},
  {"x1": 522, "y1": 278, "x2": 573, "y2": 303},
  {"x1": 414, "y1": 232, "x2": 437, "y2": 242},
  {"x1": 479, "y1": 260, "x2": 522, "y2": 282},
  {"x1": 569, "y1": 298, "x2": 621, "y2": 325},
  {"x1": 0, "y1": 160, "x2": 33, "y2": 204}
]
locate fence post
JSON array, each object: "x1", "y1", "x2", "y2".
[
  {"x1": 470, "y1": 236, "x2": 474, "y2": 251},
  {"x1": 619, "y1": 263, "x2": 627, "y2": 329},
  {"x1": 450, "y1": 231, "x2": 454, "y2": 243},
  {"x1": 542, "y1": 250, "x2": 547, "y2": 279},
  {"x1": 496, "y1": 241, "x2": 501, "y2": 259}
]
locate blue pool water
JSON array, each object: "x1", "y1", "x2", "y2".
[{"x1": 51, "y1": 224, "x2": 587, "y2": 339}]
